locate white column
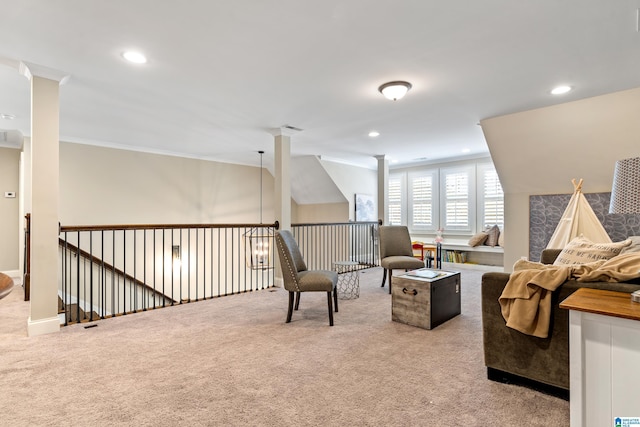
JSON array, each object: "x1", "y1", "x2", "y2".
[
  {"x1": 20, "y1": 62, "x2": 69, "y2": 336},
  {"x1": 375, "y1": 155, "x2": 389, "y2": 225},
  {"x1": 271, "y1": 129, "x2": 293, "y2": 231}
]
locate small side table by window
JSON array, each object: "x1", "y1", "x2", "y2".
[{"x1": 333, "y1": 261, "x2": 360, "y2": 300}]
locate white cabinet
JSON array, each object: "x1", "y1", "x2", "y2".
[{"x1": 561, "y1": 289, "x2": 640, "y2": 427}]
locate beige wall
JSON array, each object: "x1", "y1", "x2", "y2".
[
  {"x1": 59, "y1": 143, "x2": 275, "y2": 225},
  {"x1": 482, "y1": 86, "x2": 640, "y2": 271},
  {"x1": 0, "y1": 147, "x2": 20, "y2": 271},
  {"x1": 296, "y1": 202, "x2": 349, "y2": 223}
]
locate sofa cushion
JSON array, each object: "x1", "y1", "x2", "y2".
[{"x1": 553, "y1": 236, "x2": 631, "y2": 266}]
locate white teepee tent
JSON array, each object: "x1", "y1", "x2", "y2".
[{"x1": 545, "y1": 179, "x2": 612, "y2": 249}]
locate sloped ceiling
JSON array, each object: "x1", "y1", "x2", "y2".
[
  {"x1": 481, "y1": 87, "x2": 640, "y2": 195},
  {"x1": 289, "y1": 156, "x2": 346, "y2": 205}
]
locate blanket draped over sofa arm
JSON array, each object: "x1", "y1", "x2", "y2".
[{"x1": 499, "y1": 253, "x2": 640, "y2": 338}]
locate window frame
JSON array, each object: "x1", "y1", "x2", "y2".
[
  {"x1": 387, "y1": 173, "x2": 406, "y2": 226},
  {"x1": 439, "y1": 165, "x2": 476, "y2": 235},
  {"x1": 476, "y1": 163, "x2": 504, "y2": 231},
  {"x1": 407, "y1": 169, "x2": 439, "y2": 233}
]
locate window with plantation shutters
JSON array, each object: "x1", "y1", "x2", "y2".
[
  {"x1": 386, "y1": 161, "x2": 502, "y2": 236},
  {"x1": 388, "y1": 175, "x2": 403, "y2": 225},
  {"x1": 409, "y1": 170, "x2": 438, "y2": 231},
  {"x1": 441, "y1": 166, "x2": 474, "y2": 232},
  {"x1": 479, "y1": 165, "x2": 504, "y2": 229}
]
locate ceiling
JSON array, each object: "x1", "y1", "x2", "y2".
[{"x1": 1, "y1": 1, "x2": 640, "y2": 169}]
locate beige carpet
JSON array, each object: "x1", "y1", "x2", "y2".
[{"x1": 0, "y1": 266, "x2": 568, "y2": 426}]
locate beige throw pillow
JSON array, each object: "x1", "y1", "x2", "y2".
[
  {"x1": 553, "y1": 236, "x2": 631, "y2": 266},
  {"x1": 468, "y1": 232, "x2": 489, "y2": 247},
  {"x1": 620, "y1": 236, "x2": 640, "y2": 254}
]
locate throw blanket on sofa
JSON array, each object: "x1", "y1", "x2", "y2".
[{"x1": 499, "y1": 253, "x2": 640, "y2": 338}]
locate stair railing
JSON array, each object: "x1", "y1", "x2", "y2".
[
  {"x1": 21, "y1": 218, "x2": 379, "y2": 325},
  {"x1": 58, "y1": 221, "x2": 279, "y2": 325}
]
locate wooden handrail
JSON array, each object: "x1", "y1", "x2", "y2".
[
  {"x1": 23, "y1": 213, "x2": 30, "y2": 301},
  {"x1": 292, "y1": 221, "x2": 379, "y2": 227},
  {"x1": 60, "y1": 221, "x2": 280, "y2": 232}
]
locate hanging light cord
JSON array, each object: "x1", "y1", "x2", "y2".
[{"x1": 259, "y1": 150, "x2": 264, "y2": 224}]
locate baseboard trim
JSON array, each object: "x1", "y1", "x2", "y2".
[
  {"x1": 28, "y1": 316, "x2": 60, "y2": 337},
  {"x1": 0, "y1": 270, "x2": 21, "y2": 281},
  {"x1": 486, "y1": 367, "x2": 569, "y2": 400},
  {"x1": 274, "y1": 277, "x2": 284, "y2": 288}
]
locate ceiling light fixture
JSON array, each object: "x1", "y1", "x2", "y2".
[
  {"x1": 1, "y1": 113, "x2": 15, "y2": 120},
  {"x1": 551, "y1": 85, "x2": 571, "y2": 95},
  {"x1": 368, "y1": 131, "x2": 380, "y2": 137},
  {"x1": 378, "y1": 81, "x2": 412, "y2": 101},
  {"x1": 122, "y1": 51, "x2": 147, "y2": 64}
]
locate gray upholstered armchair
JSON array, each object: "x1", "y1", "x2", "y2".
[
  {"x1": 379, "y1": 225, "x2": 424, "y2": 294},
  {"x1": 275, "y1": 230, "x2": 339, "y2": 326}
]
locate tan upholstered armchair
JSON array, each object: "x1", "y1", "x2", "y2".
[
  {"x1": 275, "y1": 230, "x2": 339, "y2": 326},
  {"x1": 379, "y1": 226, "x2": 424, "y2": 294}
]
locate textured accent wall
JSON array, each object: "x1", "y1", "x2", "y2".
[{"x1": 529, "y1": 192, "x2": 640, "y2": 262}]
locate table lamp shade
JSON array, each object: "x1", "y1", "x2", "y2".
[{"x1": 609, "y1": 157, "x2": 640, "y2": 214}]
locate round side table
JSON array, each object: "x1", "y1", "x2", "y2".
[{"x1": 333, "y1": 261, "x2": 360, "y2": 300}]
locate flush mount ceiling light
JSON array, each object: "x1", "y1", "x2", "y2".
[
  {"x1": 378, "y1": 81, "x2": 412, "y2": 101},
  {"x1": 551, "y1": 85, "x2": 572, "y2": 95},
  {"x1": 0, "y1": 113, "x2": 15, "y2": 120},
  {"x1": 122, "y1": 50, "x2": 147, "y2": 64},
  {"x1": 368, "y1": 131, "x2": 380, "y2": 137}
]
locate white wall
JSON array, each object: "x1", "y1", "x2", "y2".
[
  {"x1": 482, "y1": 86, "x2": 640, "y2": 270},
  {"x1": 319, "y1": 160, "x2": 378, "y2": 221}
]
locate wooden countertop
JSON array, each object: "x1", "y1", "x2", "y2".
[{"x1": 560, "y1": 288, "x2": 640, "y2": 322}]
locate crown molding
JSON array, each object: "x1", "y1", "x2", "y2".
[{"x1": 19, "y1": 61, "x2": 70, "y2": 85}]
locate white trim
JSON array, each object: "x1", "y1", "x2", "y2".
[
  {"x1": 27, "y1": 316, "x2": 60, "y2": 336},
  {"x1": 19, "y1": 61, "x2": 70, "y2": 84},
  {"x1": 439, "y1": 242, "x2": 503, "y2": 253}
]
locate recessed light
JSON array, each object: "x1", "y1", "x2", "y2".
[
  {"x1": 551, "y1": 85, "x2": 571, "y2": 95},
  {"x1": 1, "y1": 113, "x2": 15, "y2": 120},
  {"x1": 462, "y1": 148, "x2": 471, "y2": 153},
  {"x1": 368, "y1": 131, "x2": 380, "y2": 137},
  {"x1": 122, "y1": 51, "x2": 147, "y2": 64}
]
